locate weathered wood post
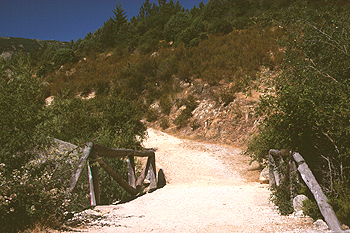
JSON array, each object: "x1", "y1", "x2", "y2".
[
  {"x1": 149, "y1": 154, "x2": 157, "y2": 190},
  {"x1": 293, "y1": 152, "x2": 343, "y2": 232},
  {"x1": 136, "y1": 154, "x2": 152, "y2": 191},
  {"x1": 68, "y1": 142, "x2": 93, "y2": 194},
  {"x1": 127, "y1": 154, "x2": 136, "y2": 189},
  {"x1": 89, "y1": 147, "x2": 100, "y2": 206},
  {"x1": 87, "y1": 160, "x2": 96, "y2": 206}
]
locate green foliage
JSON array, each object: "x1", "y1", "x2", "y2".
[
  {"x1": 270, "y1": 184, "x2": 294, "y2": 215},
  {"x1": 0, "y1": 155, "x2": 74, "y2": 233},
  {"x1": 163, "y1": 12, "x2": 192, "y2": 42},
  {"x1": 174, "y1": 95, "x2": 198, "y2": 128},
  {"x1": 246, "y1": 4, "x2": 350, "y2": 223},
  {"x1": 329, "y1": 183, "x2": 350, "y2": 226},
  {"x1": 0, "y1": 59, "x2": 73, "y2": 232},
  {"x1": 52, "y1": 48, "x2": 75, "y2": 66},
  {"x1": 302, "y1": 199, "x2": 323, "y2": 221},
  {"x1": 0, "y1": 58, "x2": 48, "y2": 172},
  {"x1": 159, "y1": 95, "x2": 172, "y2": 115},
  {"x1": 160, "y1": 117, "x2": 170, "y2": 130},
  {"x1": 146, "y1": 107, "x2": 159, "y2": 122}
]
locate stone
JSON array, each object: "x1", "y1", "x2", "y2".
[
  {"x1": 259, "y1": 166, "x2": 269, "y2": 184},
  {"x1": 314, "y1": 219, "x2": 329, "y2": 231},
  {"x1": 293, "y1": 194, "x2": 309, "y2": 212}
]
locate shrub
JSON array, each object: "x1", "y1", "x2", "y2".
[
  {"x1": 174, "y1": 95, "x2": 198, "y2": 128},
  {"x1": 270, "y1": 184, "x2": 294, "y2": 215},
  {"x1": 52, "y1": 49, "x2": 75, "y2": 67},
  {"x1": 146, "y1": 107, "x2": 159, "y2": 122},
  {"x1": 302, "y1": 199, "x2": 323, "y2": 221},
  {"x1": 159, "y1": 95, "x2": 172, "y2": 115},
  {"x1": 329, "y1": 184, "x2": 350, "y2": 226},
  {"x1": 160, "y1": 117, "x2": 170, "y2": 130},
  {"x1": 0, "y1": 58, "x2": 48, "y2": 173},
  {"x1": 190, "y1": 118, "x2": 201, "y2": 131},
  {"x1": 0, "y1": 159, "x2": 71, "y2": 232}
]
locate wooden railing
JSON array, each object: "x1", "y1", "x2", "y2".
[
  {"x1": 269, "y1": 149, "x2": 344, "y2": 232},
  {"x1": 68, "y1": 142, "x2": 157, "y2": 206}
]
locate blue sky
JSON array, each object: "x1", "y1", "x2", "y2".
[{"x1": 0, "y1": 0, "x2": 208, "y2": 42}]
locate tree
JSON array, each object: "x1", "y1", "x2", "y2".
[
  {"x1": 163, "y1": 12, "x2": 192, "y2": 42},
  {"x1": 112, "y1": 2, "x2": 127, "y2": 33},
  {"x1": 247, "y1": 6, "x2": 350, "y2": 215},
  {"x1": 0, "y1": 58, "x2": 47, "y2": 172},
  {"x1": 138, "y1": 0, "x2": 152, "y2": 19}
]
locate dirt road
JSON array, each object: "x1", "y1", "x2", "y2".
[{"x1": 70, "y1": 128, "x2": 328, "y2": 232}]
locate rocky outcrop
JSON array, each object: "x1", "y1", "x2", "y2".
[
  {"x1": 259, "y1": 166, "x2": 269, "y2": 184},
  {"x1": 293, "y1": 194, "x2": 309, "y2": 212},
  {"x1": 147, "y1": 80, "x2": 260, "y2": 148}
]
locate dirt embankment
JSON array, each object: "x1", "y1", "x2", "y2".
[{"x1": 64, "y1": 128, "x2": 328, "y2": 233}]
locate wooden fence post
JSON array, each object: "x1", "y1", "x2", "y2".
[
  {"x1": 87, "y1": 160, "x2": 96, "y2": 206},
  {"x1": 293, "y1": 152, "x2": 343, "y2": 232},
  {"x1": 148, "y1": 154, "x2": 157, "y2": 190},
  {"x1": 68, "y1": 142, "x2": 93, "y2": 194},
  {"x1": 127, "y1": 155, "x2": 136, "y2": 189},
  {"x1": 89, "y1": 147, "x2": 100, "y2": 205}
]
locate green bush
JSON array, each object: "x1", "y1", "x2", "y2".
[
  {"x1": 329, "y1": 184, "x2": 350, "y2": 226},
  {"x1": 0, "y1": 59, "x2": 73, "y2": 232},
  {"x1": 246, "y1": 6, "x2": 350, "y2": 223},
  {"x1": 146, "y1": 107, "x2": 159, "y2": 122},
  {"x1": 0, "y1": 58, "x2": 48, "y2": 172},
  {"x1": 0, "y1": 158, "x2": 72, "y2": 232},
  {"x1": 302, "y1": 199, "x2": 323, "y2": 221},
  {"x1": 160, "y1": 117, "x2": 170, "y2": 130},
  {"x1": 270, "y1": 184, "x2": 294, "y2": 215},
  {"x1": 159, "y1": 95, "x2": 172, "y2": 115},
  {"x1": 174, "y1": 95, "x2": 198, "y2": 128},
  {"x1": 52, "y1": 48, "x2": 75, "y2": 66}
]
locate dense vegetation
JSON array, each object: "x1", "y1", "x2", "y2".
[{"x1": 1, "y1": 0, "x2": 350, "y2": 232}]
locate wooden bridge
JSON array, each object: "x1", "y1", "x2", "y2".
[{"x1": 68, "y1": 142, "x2": 158, "y2": 206}]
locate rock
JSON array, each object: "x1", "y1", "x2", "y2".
[
  {"x1": 293, "y1": 194, "x2": 309, "y2": 212},
  {"x1": 314, "y1": 219, "x2": 329, "y2": 231},
  {"x1": 290, "y1": 210, "x2": 305, "y2": 217},
  {"x1": 151, "y1": 52, "x2": 159, "y2": 57},
  {"x1": 259, "y1": 166, "x2": 269, "y2": 184}
]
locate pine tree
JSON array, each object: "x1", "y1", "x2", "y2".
[{"x1": 112, "y1": 2, "x2": 127, "y2": 33}]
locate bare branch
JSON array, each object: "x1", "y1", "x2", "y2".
[
  {"x1": 320, "y1": 154, "x2": 333, "y2": 192},
  {"x1": 306, "y1": 21, "x2": 347, "y2": 54}
]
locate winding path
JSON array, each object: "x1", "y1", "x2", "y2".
[{"x1": 73, "y1": 128, "x2": 326, "y2": 233}]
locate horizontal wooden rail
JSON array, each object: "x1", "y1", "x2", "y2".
[{"x1": 93, "y1": 144, "x2": 155, "y2": 158}]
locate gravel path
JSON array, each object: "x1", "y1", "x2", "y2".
[{"x1": 67, "y1": 128, "x2": 329, "y2": 233}]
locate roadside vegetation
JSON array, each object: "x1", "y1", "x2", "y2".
[{"x1": 1, "y1": 0, "x2": 350, "y2": 232}]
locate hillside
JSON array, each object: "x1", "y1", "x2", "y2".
[
  {"x1": 146, "y1": 77, "x2": 262, "y2": 148},
  {"x1": 1, "y1": 0, "x2": 350, "y2": 232},
  {"x1": 0, "y1": 36, "x2": 68, "y2": 60}
]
